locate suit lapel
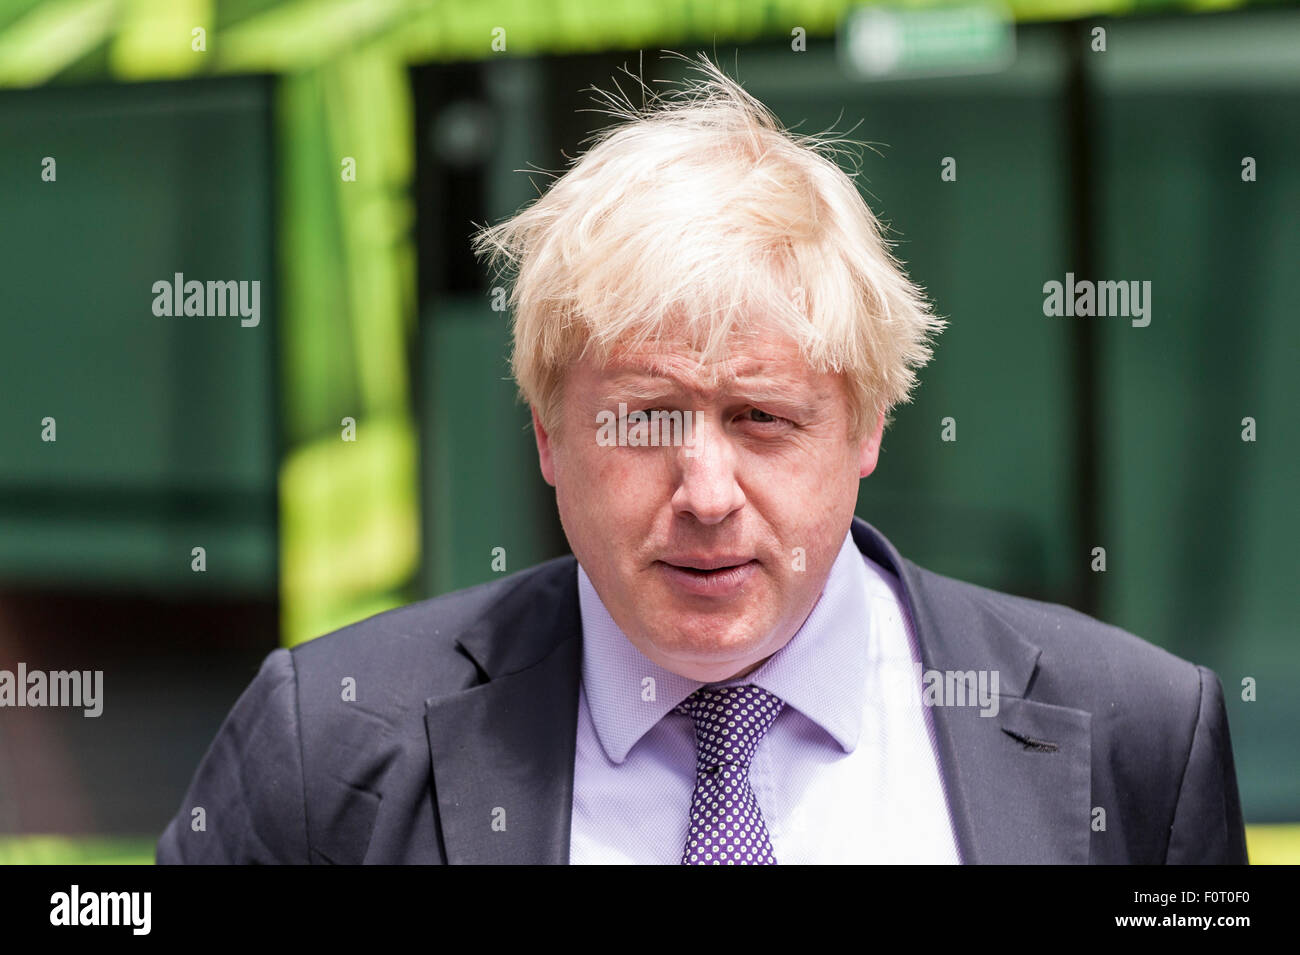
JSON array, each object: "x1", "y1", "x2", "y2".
[
  {"x1": 425, "y1": 635, "x2": 580, "y2": 864},
  {"x1": 851, "y1": 518, "x2": 1092, "y2": 864},
  {"x1": 424, "y1": 559, "x2": 582, "y2": 864}
]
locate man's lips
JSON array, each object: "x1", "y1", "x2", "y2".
[
  {"x1": 655, "y1": 558, "x2": 759, "y2": 596},
  {"x1": 658, "y1": 556, "x2": 756, "y2": 571}
]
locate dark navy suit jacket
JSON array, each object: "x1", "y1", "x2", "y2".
[{"x1": 156, "y1": 517, "x2": 1249, "y2": 864}]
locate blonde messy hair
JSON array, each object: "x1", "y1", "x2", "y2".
[{"x1": 471, "y1": 52, "x2": 945, "y2": 441}]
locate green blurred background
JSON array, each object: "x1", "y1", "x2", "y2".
[{"x1": 0, "y1": 0, "x2": 1296, "y2": 863}]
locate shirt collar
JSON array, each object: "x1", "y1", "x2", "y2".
[{"x1": 577, "y1": 528, "x2": 870, "y2": 764}]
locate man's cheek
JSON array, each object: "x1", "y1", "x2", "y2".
[{"x1": 607, "y1": 451, "x2": 654, "y2": 484}]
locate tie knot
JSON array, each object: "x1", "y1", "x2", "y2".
[{"x1": 675, "y1": 684, "x2": 785, "y2": 772}]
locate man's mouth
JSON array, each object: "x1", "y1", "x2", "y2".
[
  {"x1": 656, "y1": 558, "x2": 759, "y2": 595},
  {"x1": 663, "y1": 556, "x2": 752, "y2": 569}
]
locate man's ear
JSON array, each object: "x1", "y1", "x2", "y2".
[
  {"x1": 858, "y1": 410, "x2": 886, "y2": 479},
  {"x1": 531, "y1": 405, "x2": 557, "y2": 487}
]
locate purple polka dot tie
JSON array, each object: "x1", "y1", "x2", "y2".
[{"x1": 676, "y1": 684, "x2": 786, "y2": 865}]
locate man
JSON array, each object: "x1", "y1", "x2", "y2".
[{"x1": 157, "y1": 56, "x2": 1247, "y2": 864}]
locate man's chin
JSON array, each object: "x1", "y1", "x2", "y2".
[{"x1": 642, "y1": 622, "x2": 775, "y2": 675}]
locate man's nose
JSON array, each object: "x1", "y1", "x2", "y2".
[{"x1": 669, "y1": 416, "x2": 745, "y2": 525}]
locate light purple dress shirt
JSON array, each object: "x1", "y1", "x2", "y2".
[{"x1": 569, "y1": 527, "x2": 963, "y2": 863}]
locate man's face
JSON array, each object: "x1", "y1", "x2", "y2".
[{"x1": 532, "y1": 324, "x2": 885, "y2": 683}]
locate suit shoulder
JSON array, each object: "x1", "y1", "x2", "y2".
[
  {"x1": 287, "y1": 553, "x2": 576, "y2": 714},
  {"x1": 902, "y1": 559, "x2": 1206, "y2": 703}
]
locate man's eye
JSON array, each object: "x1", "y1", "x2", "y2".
[{"x1": 745, "y1": 408, "x2": 784, "y2": 425}]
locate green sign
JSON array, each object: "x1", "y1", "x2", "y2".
[{"x1": 839, "y1": 3, "x2": 1017, "y2": 79}]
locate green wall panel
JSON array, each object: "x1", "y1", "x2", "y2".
[
  {"x1": 0, "y1": 77, "x2": 277, "y2": 593},
  {"x1": 1093, "y1": 15, "x2": 1300, "y2": 821}
]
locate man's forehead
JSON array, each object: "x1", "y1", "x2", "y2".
[
  {"x1": 598, "y1": 354, "x2": 823, "y2": 393},
  {"x1": 593, "y1": 331, "x2": 823, "y2": 389}
]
